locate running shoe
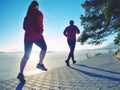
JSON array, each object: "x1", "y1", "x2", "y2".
[
  {"x1": 65, "y1": 60, "x2": 70, "y2": 67},
  {"x1": 36, "y1": 64, "x2": 48, "y2": 71},
  {"x1": 17, "y1": 73, "x2": 25, "y2": 82},
  {"x1": 73, "y1": 60, "x2": 76, "y2": 64}
]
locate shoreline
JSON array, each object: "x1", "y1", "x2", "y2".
[{"x1": 0, "y1": 49, "x2": 117, "y2": 81}]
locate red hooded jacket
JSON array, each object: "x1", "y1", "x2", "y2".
[{"x1": 23, "y1": 8, "x2": 44, "y2": 41}]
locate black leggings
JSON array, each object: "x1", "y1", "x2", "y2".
[
  {"x1": 67, "y1": 39, "x2": 76, "y2": 61},
  {"x1": 24, "y1": 39, "x2": 47, "y2": 59}
]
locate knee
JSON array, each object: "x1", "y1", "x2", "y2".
[
  {"x1": 23, "y1": 55, "x2": 30, "y2": 60},
  {"x1": 70, "y1": 48, "x2": 74, "y2": 52},
  {"x1": 42, "y1": 45, "x2": 47, "y2": 52}
]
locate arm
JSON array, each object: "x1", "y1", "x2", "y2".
[
  {"x1": 35, "y1": 11, "x2": 44, "y2": 33},
  {"x1": 76, "y1": 26, "x2": 80, "y2": 34},
  {"x1": 36, "y1": 16, "x2": 43, "y2": 33},
  {"x1": 23, "y1": 16, "x2": 28, "y2": 31},
  {"x1": 63, "y1": 28, "x2": 68, "y2": 37}
]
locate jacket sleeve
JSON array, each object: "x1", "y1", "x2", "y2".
[
  {"x1": 23, "y1": 16, "x2": 28, "y2": 31},
  {"x1": 76, "y1": 26, "x2": 80, "y2": 34},
  {"x1": 36, "y1": 11, "x2": 44, "y2": 33},
  {"x1": 63, "y1": 28, "x2": 68, "y2": 37}
]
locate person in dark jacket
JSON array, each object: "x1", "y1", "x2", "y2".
[
  {"x1": 63, "y1": 20, "x2": 80, "y2": 67},
  {"x1": 17, "y1": 1, "x2": 47, "y2": 82}
]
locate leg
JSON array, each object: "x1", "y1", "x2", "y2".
[
  {"x1": 71, "y1": 49, "x2": 77, "y2": 64},
  {"x1": 17, "y1": 41, "x2": 33, "y2": 81},
  {"x1": 68, "y1": 47, "x2": 74, "y2": 62},
  {"x1": 67, "y1": 40, "x2": 75, "y2": 61},
  {"x1": 20, "y1": 41, "x2": 33, "y2": 74},
  {"x1": 65, "y1": 40, "x2": 73, "y2": 66},
  {"x1": 34, "y1": 39, "x2": 47, "y2": 70},
  {"x1": 71, "y1": 40, "x2": 76, "y2": 63},
  {"x1": 39, "y1": 40, "x2": 47, "y2": 64},
  {"x1": 65, "y1": 40, "x2": 76, "y2": 66}
]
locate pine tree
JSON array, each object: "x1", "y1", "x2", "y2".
[{"x1": 78, "y1": 0, "x2": 120, "y2": 45}]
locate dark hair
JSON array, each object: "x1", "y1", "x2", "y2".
[
  {"x1": 31, "y1": 0, "x2": 39, "y2": 7},
  {"x1": 70, "y1": 20, "x2": 74, "y2": 25},
  {"x1": 27, "y1": 0, "x2": 39, "y2": 15}
]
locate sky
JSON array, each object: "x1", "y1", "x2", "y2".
[{"x1": 0, "y1": 0, "x2": 116, "y2": 52}]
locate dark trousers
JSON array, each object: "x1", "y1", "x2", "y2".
[
  {"x1": 67, "y1": 39, "x2": 76, "y2": 61},
  {"x1": 24, "y1": 39, "x2": 47, "y2": 59}
]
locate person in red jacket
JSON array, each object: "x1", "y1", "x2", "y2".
[
  {"x1": 63, "y1": 20, "x2": 80, "y2": 67},
  {"x1": 17, "y1": 1, "x2": 47, "y2": 82}
]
